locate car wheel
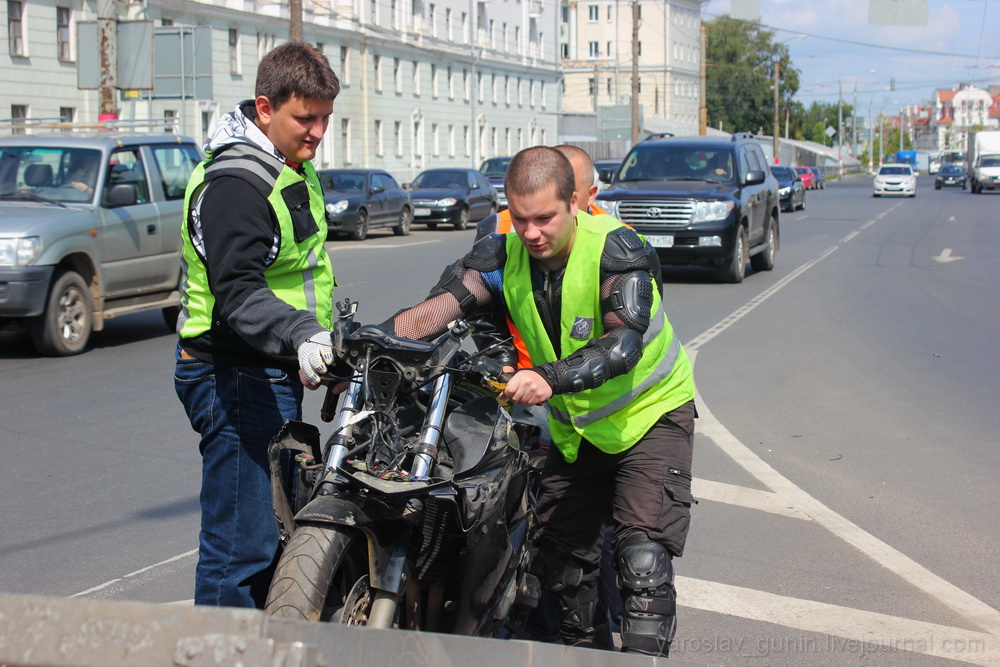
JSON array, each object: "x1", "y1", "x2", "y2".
[
  {"x1": 718, "y1": 227, "x2": 747, "y2": 284},
  {"x1": 351, "y1": 209, "x2": 369, "y2": 241},
  {"x1": 750, "y1": 218, "x2": 778, "y2": 272},
  {"x1": 163, "y1": 305, "x2": 181, "y2": 332},
  {"x1": 393, "y1": 207, "x2": 412, "y2": 236},
  {"x1": 935, "y1": 183, "x2": 941, "y2": 190},
  {"x1": 30, "y1": 270, "x2": 92, "y2": 356},
  {"x1": 873, "y1": 193, "x2": 880, "y2": 197},
  {"x1": 426, "y1": 222, "x2": 438, "y2": 230},
  {"x1": 453, "y1": 206, "x2": 469, "y2": 231},
  {"x1": 798, "y1": 196, "x2": 805, "y2": 211}
]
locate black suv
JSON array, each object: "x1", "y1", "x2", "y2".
[{"x1": 595, "y1": 133, "x2": 779, "y2": 283}]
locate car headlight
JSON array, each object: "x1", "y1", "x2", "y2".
[
  {"x1": 691, "y1": 201, "x2": 734, "y2": 223},
  {"x1": 326, "y1": 200, "x2": 349, "y2": 215},
  {"x1": 778, "y1": 187, "x2": 790, "y2": 196},
  {"x1": 0, "y1": 237, "x2": 42, "y2": 267},
  {"x1": 594, "y1": 199, "x2": 618, "y2": 216},
  {"x1": 435, "y1": 197, "x2": 457, "y2": 206}
]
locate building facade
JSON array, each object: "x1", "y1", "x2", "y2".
[
  {"x1": 560, "y1": 0, "x2": 702, "y2": 134},
  {"x1": 928, "y1": 84, "x2": 1000, "y2": 153},
  {"x1": 2, "y1": 0, "x2": 561, "y2": 181}
]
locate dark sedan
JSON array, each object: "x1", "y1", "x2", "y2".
[
  {"x1": 317, "y1": 169, "x2": 412, "y2": 240},
  {"x1": 935, "y1": 163, "x2": 967, "y2": 189},
  {"x1": 770, "y1": 165, "x2": 806, "y2": 212},
  {"x1": 408, "y1": 168, "x2": 498, "y2": 230},
  {"x1": 808, "y1": 166, "x2": 826, "y2": 189}
]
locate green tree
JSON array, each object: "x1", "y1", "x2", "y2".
[{"x1": 705, "y1": 16, "x2": 800, "y2": 134}]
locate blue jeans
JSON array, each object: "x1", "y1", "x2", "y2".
[{"x1": 174, "y1": 343, "x2": 303, "y2": 608}]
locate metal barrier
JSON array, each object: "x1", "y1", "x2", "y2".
[{"x1": 0, "y1": 593, "x2": 710, "y2": 666}]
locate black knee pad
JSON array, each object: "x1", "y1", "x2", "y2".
[
  {"x1": 616, "y1": 532, "x2": 677, "y2": 657},
  {"x1": 532, "y1": 542, "x2": 601, "y2": 643}
]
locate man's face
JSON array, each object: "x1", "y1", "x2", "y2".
[
  {"x1": 255, "y1": 94, "x2": 333, "y2": 163},
  {"x1": 508, "y1": 183, "x2": 579, "y2": 271}
]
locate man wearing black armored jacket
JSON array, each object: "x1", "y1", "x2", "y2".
[{"x1": 382, "y1": 146, "x2": 697, "y2": 656}]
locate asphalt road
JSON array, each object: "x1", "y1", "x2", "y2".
[{"x1": 1, "y1": 175, "x2": 998, "y2": 666}]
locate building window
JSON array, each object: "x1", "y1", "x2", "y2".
[
  {"x1": 517, "y1": 127, "x2": 523, "y2": 150},
  {"x1": 7, "y1": 104, "x2": 24, "y2": 134},
  {"x1": 589, "y1": 42, "x2": 599, "y2": 58},
  {"x1": 228, "y1": 29, "x2": 241, "y2": 75},
  {"x1": 464, "y1": 125, "x2": 470, "y2": 156},
  {"x1": 340, "y1": 118, "x2": 351, "y2": 164},
  {"x1": 257, "y1": 33, "x2": 275, "y2": 61},
  {"x1": 491, "y1": 127, "x2": 498, "y2": 157},
  {"x1": 505, "y1": 127, "x2": 511, "y2": 154},
  {"x1": 589, "y1": 77, "x2": 596, "y2": 97},
  {"x1": 429, "y1": 3, "x2": 437, "y2": 38},
  {"x1": 390, "y1": 0, "x2": 398, "y2": 29},
  {"x1": 8, "y1": 0, "x2": 25, "y2": 56},
  {"x1": 375, "y1": 119, "x2": 383, "y2": 156},
  {"x1": 461, "y1": 11, "x2": 468, "y2": 44},
  {"x1": 606, "y1": 41, "x2": 612, "y2": 58},
  {"x1": 477, "y1": 72, "x2": 484, "y2": 102},
  {"x1": 541, "y1": 82, "x2": 546, "y2": 109},
  {"x1": 561, "y1": 43, "x2": 568, "y2": 58},
  {"x1": 394, "y1": 58, "x2": 402, "y2": 93},
  {"x1": 161, "y1": 17, "x2": 173, "y2": 26},
  {"x1": 413, "y1": 61, "x2": 421, "y2": 96},
  {"x1": 518, "y1": 78, "x2": 524, "y2": 106},
  {"x1": 432, "y1": 123, "x2": 439, "y2": 156},
  {"x1": 446, "y1": 8, "x2": 452, "y2": 41},
  {"x1": 395, "y1": 120, "x2": 403, "y2": 156},
  {"x1": 607, "y1": 76, "x2": 612, "y2": 97},
  {"x1": 57, "y1": 6, "x2": 71, "y2": 61},
  {"x1": 505, "y1": 76, "x2": 511, "y2": 105},
  {"x1": 588, "y1": 5, "x2": 599, "y2": 21},
  {"x1": 463, "y1": 69, "x2": 469, "y2": 101},
  {"x1": 638, "y1": 41, "x2": 642, "y2": 56},
  {"x1": 607, "y1": 5, "x2": 612, "y2": 20},
  {"x1": 371, "y1": 0, "x2": 378, "y2": 24},
  {"x1": 447, "y1": 66, "x2": 454, "y2": 99},
  {"x1": 340, "y1": 46, "x2": 350, "y2": 85},
  {"x1": 503, "y1": 22, "x2": 508, "y2": 52},
  {"x1": 448, "y1": 124, "x2": 455, "y2": 157},
  {"x1": 431, "y1": 64, "x2": 438, "y2": 98},
  {"x1": 59, "y1": 106, "x2": 75, "y2": 127},
  {"x1": 491, "y1": 74, "x2": 497, "y2": 104},
  {"x1": 530, "y1": 80, "x2": 536, "y2": 107}
]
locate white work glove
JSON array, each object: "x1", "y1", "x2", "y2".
[{"x1": 297, "y1": 331, "x2": 335, "y2": 385}]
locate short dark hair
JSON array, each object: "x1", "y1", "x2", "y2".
[
  {"x1": 505, "y1": 146, "x2": 575, "y2": 204},
  {"x1": 255, "y1": 41, "x2": 341, "y2": 110}
]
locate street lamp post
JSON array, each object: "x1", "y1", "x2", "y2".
[{"x1": 772, "y1": 34, "x2": 806, "y2": 165}]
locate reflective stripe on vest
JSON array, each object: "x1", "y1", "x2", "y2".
[
  {"x1": 178, "y1": 145, "x2": 334, "y2": 338},
  {"x1": 503, "y1": 210, "x2": 694, "y2": 462}
]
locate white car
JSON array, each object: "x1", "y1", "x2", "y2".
[{"x1": 873, "y1": 164, "x2": 917, "y2": 197}]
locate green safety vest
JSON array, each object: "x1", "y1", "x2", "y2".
[
  {"x1": 503, "y1": 211, "x2": 695, "y2": 463},
  {"x1": 178, "y1": 144, "x2": 334, "y2": 339}
]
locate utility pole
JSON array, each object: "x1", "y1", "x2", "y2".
[
  {"x1": 699, "y1": 22, "x2": 707, "y2": 136},
  {"x1": 97, "y1": 0, "x2": 118, "y2": 120},
  {"x1": 290, "y1": 0, "x2": 303, "y2": 41},
  {"x1": 772, "y1": 59, "x2": 780, "y2": 164},
  {"x1": 630, "y1": 0, "x2": 640, "y2": 145},
  {"x1": 837, "y1": 78, "x2": 843, "y2": 176}
]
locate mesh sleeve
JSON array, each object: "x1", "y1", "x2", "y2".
[{"x1": 391, "y1": 268, "x2": 493, "y2": 340}]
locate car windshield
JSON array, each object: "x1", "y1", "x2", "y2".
[
  {"x1": 0, "y1": 147, "x2": 102, "y2": 203},
  {"x1": 321, "y1": 171, "x2": 366, "y2": 193},
  {"x1": 980, "y1": 156, "x2": 1000, "y2": 167},
  {"x1": 770, "y1": 167, "x2": 793, "y2": 179},
  {"x1": 878, "y1": 166, "x2": 911, "y2": 176},
  {"x1": 618, "y1": 146, "x2": 734, "y2": 183},
  {"x1": 413, "y1": 170, "x2": 466, "y2": 188},
  {"x1": 479, "y1": 159, "x2": 510, "y2": 177},
  {"x1": 940, "y1": 165, "x2": 963, "y2": 174},
  {"x1": 794, "y1": 167, "x2": 809, "y2": 174}
]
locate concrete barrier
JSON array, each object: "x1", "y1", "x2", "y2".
[{"x1": 0, "y1": 593, "x2": 712, "y2": 666}]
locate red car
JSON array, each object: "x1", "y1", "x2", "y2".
[{"x1": 793, "y1": 166, "x2": 815, "y2": 190}]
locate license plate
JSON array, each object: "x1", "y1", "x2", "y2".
[
  {"x1": 414, "y1": 208, "x2": 431, "y2": 216},
  {"x1": 647, "y1": 235, "x2": 674, "y2": 248}
]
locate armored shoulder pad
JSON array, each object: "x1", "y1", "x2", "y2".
[
  {"x1": 464, "y1": 232, "x2": 507, "y2": 273},
  {"x1": 601, "y1": 226, "x2": 650, "y2": 273}
]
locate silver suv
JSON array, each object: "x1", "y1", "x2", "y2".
[{"x1": 0, "y1": 131, "x2": 201, "y2": 355}]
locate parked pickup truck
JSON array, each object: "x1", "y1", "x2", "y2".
[{"x1": 0, "y1": 131, "x2": 201, "y2": 355}]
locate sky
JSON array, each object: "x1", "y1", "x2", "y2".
[{"x1": 702, "y1": 0, "x2": 1000, "y2": 113}]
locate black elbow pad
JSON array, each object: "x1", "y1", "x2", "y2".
[
  {"x1": 537, "y1": 328, "x2": 642, "y2": 394},
  {"x1": 601, "y1": 271, "x2": 654, "y2": 333}
]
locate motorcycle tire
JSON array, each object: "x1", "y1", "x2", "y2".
[{"x1": 265, "y1": 524, "x2": 369, "y2": 622}]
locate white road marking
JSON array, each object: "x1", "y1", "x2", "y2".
[
  {"x1": 678, "y1": 576, "x2": 1000, "y2": 666},
  {"x1": 934, "y1": 248, "x2": 965, "y2": 263},
  {"x1": 326, "y1": 239, "x2": 441, "y2": 252},
  {"x1": 691, "y1": 478, "x2": 812, "y2": 521},
  {"x1": 72, "y1": 548, "x2": 197, "y2": 598},
  {"x1": 840, "y1": 230, "x2": 860, "y2": 243},
  {"x1": 693, "y1": 395, "x2": 1000, "y2": 637}
]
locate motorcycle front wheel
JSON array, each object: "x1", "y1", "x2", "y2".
[{"x1": 265, "y1": 524, "x2": 375, "y2": 623}]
